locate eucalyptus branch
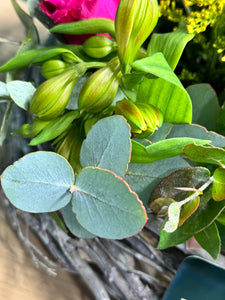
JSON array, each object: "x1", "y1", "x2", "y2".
[{"x1": 0, "y1": 100, "x2": 13, "y2": 147}]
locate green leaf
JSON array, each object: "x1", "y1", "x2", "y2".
[
  {"x1": 150, "y1": 167, "x2": 210, "y2": 204},
  {"x1": 131, "y1": 137, "x2": 211, "y2": 164},
  {"x1": 50, "y1": 18, "x2": 116, "y2": 38},
  {"x1": 195, "y1": 222, "x2": 221, "y2": 260},
  {"x1": 164, "y1": 202, "x2": 181, "y2": 233},
  {"x1": 212, "y1": 168, "x2": 225, "y2": 201},
  {"x1": 124, "y1": 156, "x2": 189, "y2": 207},
  {"x1": 150, "y1": 197, "x2": 175, "y2": 215},
  {"x1": 184, "y1": 144, "x2": 225, "y2": 167},
  {"x1": 1, "y1": 152, "x2": 74, "y2": 213},
  {"x1": 217, "y1": 101, "x2": 225, "y2": 136},
  {"x1": 147, "y1": 26, "x2": 194, "y2": 70},
  {"x1": 6, "y1": 81, "x2": 36, "y2": 110},
  {"x1": 179, "y1": 196, "x2": 200, "y2": 226},
  {"x1": 71, "y1": 167, "x2": 147, "y2": 239},
  {"x1": 80, "y1": 116, "x2": 131, "y2": 176},
  {"x1": 29, "y1": 110, "x2": 80, "y2": 146},
  {"x1": 61, "y1": 203, "x2": 95, "y2": 238},
  {"x1": 157, "y1": 217, "x2": 192, "y2": 249},
  {"x1": 0, "y1": 47, "x2": 81, "y2": 73},
  {"x1": 167, "y1": 123, "x2": 225, "y2": 148},
  {"x1": 187, "y1": 84, "x2": 219, "y2": 131},
  {"x1": 132, "y1": 53, "x2": 192, "y2": 123},
  {"x1": 182, "y1": 198, "x2": 225, "y2": 234}
]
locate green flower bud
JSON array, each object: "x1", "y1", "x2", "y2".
[
  {"x1": 136, "y1": 102, "x2": 163, "y2": 136},
  {"x1": 115, "y1": 98, "x2": 147, "y2": 133},
  {"x1": 115, "y1": 0, "x2": 159, "y2": 72},
  {"x1": 30, "y1": 64, "x2": 87, "y2": 119},
  {"x1": 78, "y1": 57, "x2": 121, "y2": 113},
  {"x1": 83, "y1": 35, "x2": 117, "y2": 58},
  {"x1": 41, "y1": 59, "x2": 68, "y2": 79},
  {"x1": 56, "y1": 124, "x2": 83, "y2": 174}
]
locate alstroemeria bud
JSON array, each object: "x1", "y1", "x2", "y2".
[
  {"x1": 115, "y1": 0, "x2": 158, "y2": 72},
  {"x1": 136, "y1": 102, "x2": 163, "y2": 136},
  {"x1": 115, "y1": 98, "x2": 147, "y2": 133},
  {"x1": 78, "y1": 57, "x2": 121, "y2": 113},
  {"x1": 30, "y1": 64, "x2": 87, "y2": 119},
  {"x1": 41, "y1": 59, "x2": 68, "y2": 79},
  {"x1": 83, "y1": 36, "x2": 117, "y2": 58},
  {"x1": 56, "y1": 124, "x2": 83, "y2": 174}
]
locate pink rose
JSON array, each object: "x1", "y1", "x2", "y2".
[{"x1": 39, "y1": 0, "x2": 120, "y2": 44}]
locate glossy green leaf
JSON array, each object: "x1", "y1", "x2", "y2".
[
  {"x1": 80, "y1": 116, "x2": 131, "y2": 176},
  {"x1": 0, "y1": 47, "x2": 81, "y2": 73},
  {"x1": 132, "y1": 53, "x2": 192, "y2": 123},
  {"x1": 124, "y1": 156, "x2": 189, "y2": 207},
  {"x1": 187, "y1": 84, "x2": 219, "y2": 131},
  {"x1": 184, "y1": 144, "x2": 225, "y2": 167},
  {"x1": 182, "y1": 198, "x2": 225, "y2": 234},
  {"x1": 157, "y1": 217, "x2": 192, "y2": 249},
  {"x1": 131, "y1": 137, "x2": 210, "y2": 164},
  {"x1": 50, "y1": 18, "x2": 115, "y2": 38},
  {"x1": 1, "y1": 152, "x2": 74, "y2": 213},
  {"x1": 150, "y1": 167, "x2": 211, "y2": 202},
  {"x1": 71, "y1": 167, "x2": 147, "y2": 239},
  {"x1": 147, "y1": 26, "x2": 194, "y2": 70},
  {"x1": 212, "y1": 168, "x2": 225, "y2": 201},
  {"x1": 167, "y1": 123, "x2": 225, "y2": 148},
  {"x1": 6, "y1": 81, "x2": 36, "y2": 110},
  {"x1": 179, "y1": 196, "x2": 200, "y2": 226},
  {"x1": 195, "y1": 222, "x2": 221, "y2": 260},
  {"x1": 61, "y1": 203, "x2": 95, "y2": 238},
  {"x1": 29, "y1": 110, "x2": 80, "y2": 146},
  {"x1": 216, "y1": 102, "x2": 225, "y2": 136}
]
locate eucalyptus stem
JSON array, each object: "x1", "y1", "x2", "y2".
[{"x1": 0, "y1": 100, "x2": 13, "y2": 147}]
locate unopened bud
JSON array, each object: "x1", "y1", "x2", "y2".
[
  {"x1": 78, "y1": 57, "x2": 121, "y2": 113},
  {"x1": 115, "y1": 0, "x2": 158, "y2": 72},
  {"x1": 13, "y1": 118, "x2": 52, "y2": 138},
  {"x1": 83, "y1": 35, "x2": 117, "y2": 58},
  {"x1": 41, "y1": 59, "x2": 68, "y2": 79},
  {"x1": 30, "y1": 64, "x2": 87, "y2": 119}
]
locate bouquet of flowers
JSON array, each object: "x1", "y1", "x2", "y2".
[{"x1": 0, "y1": 0, "x2": 225, "y2": 298}]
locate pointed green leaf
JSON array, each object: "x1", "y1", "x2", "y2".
[
  {"x1": 195, "y1": 222, "x2": 221, "y2": 260},
  {"x1": 131, "y1": 137, "x2": 211, "y2": 164},
  {"x1": 212, "y1": 168, "x2": 225, "y2": 201},
  {"x1": 61, "y1": 203, "x2": 95, "y2": 238},
  {"x1": 80, "y1": 116, "x2": 131, "y2": 176},
  {"x1": 147, "y1": 27, "x2": 194, "y2": 70},
  {"x1": 1, "y1": 152, "x2": 74, "y2": 213},
  {"x1": 184, "y1": 144, "x2": 225, "y2": 167},
  {"x1": 187, "y1": 84, "x2": 219, "y2": 131},
  {"x1": 50, "y1": 18, "x2": 115, "y2": 38},
  {"x1": 6, "y1": 81, "x2": 36, "y2": 110},
  {"x1": 179, "y1": 196, "x2": 200, "y2": 226},
  {"x1": 71, "y1": 167, "x2": 147, "y2": 239}
]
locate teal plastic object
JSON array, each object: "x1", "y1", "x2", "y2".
[{"x1": 162, "y1": 256, "x2": 225, "y2": 300}]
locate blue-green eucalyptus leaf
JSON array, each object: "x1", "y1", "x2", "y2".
[
  {"x1": 80, "y1": 116, "x2": 131, "y2": 176},
  {"x1": 6, "y1": 81, "x2": 36, "y2": 110},
  {"x1": 1, "y1": 151, "x2": 74, "y2": 213},
  {"x1": 61, "y1": 203, "x2": 95, "y2": 238},
  {"x1": 71, "y1": 167, "x2": 147, "y2": 239}
]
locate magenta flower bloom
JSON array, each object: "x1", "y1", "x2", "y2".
[{"x1": 39, "y1": 0, "x2": 120, "y2": 44}]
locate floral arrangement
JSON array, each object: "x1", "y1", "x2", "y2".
[{"x1": 0, "y1": 0, "x2": 225, "y2": 264}]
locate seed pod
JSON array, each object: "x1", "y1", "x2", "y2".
[
  {"x1": 115, "y1": 98, "x2": 147, "y2": 133},
  {"x1": 30, "y1": 64, "x2": 87, "y2": 119},
  {"x1": 41, "y1": 59, "x2": 68, "y2": 79},
  {"x1": 83, "y1": 35, "x2": 117, "y2": 58},
  {"x1": 115, "y1": 0, "x2": 158, "y2": 72},
  {"x1": 78, "y1": 57, "x2": 121, "y2": 113}
]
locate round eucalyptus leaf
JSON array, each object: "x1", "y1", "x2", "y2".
[
  {"x1": 61, "y1": 203, "x2": 95, "y2": 238},
  {"x1": 1, "y1": 151, "x2": 74, "y2": 213},
  {"x1": 72, "y1": 167, "x2": 147, "y2": 239},
  {"x1": 80, "y1": 115, "x2": 131, "y2": 176}
]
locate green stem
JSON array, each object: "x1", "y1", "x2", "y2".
[{"x1": 0, "y1": 100, "x2": 13, "y2": 147}]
